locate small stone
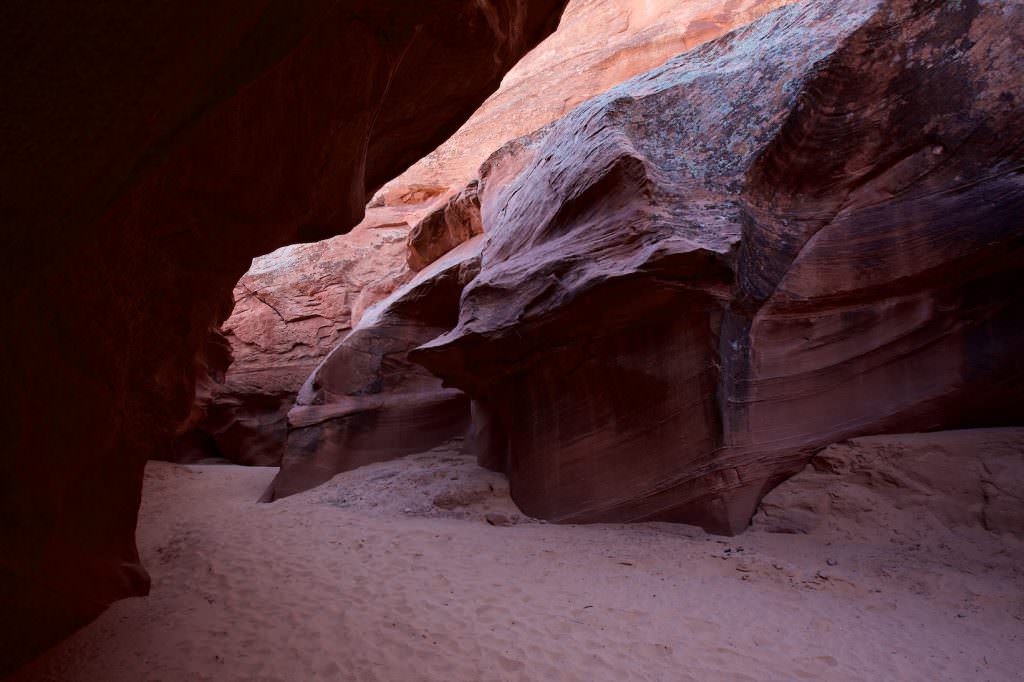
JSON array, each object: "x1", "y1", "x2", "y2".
[{"x1": 484, "y1": 512, "x2": 515, "y2": 526}]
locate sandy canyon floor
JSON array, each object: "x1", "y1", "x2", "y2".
[{"x1": 12, "y1": 442, "x2": 1024, "y2": 681}]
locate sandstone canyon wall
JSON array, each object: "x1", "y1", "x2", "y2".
[
  {"x1": 413, "y1": 0, "x2": 1024, "y2": 534},
  {"x1": 0, "y1": 1, "x2": 566, "y2": 672},
  {"x1": 191, "y1": 0, "x2": 792, "y2": 467},
  {"x1": 264, "y1": 127, "x2": 552, "y2": 494},
  {"x1": 169, "y1": 206, "x2": 424, "y2": 466},
  {"x1": 378, "y1": 0, "x2": 795, "y2": 198},
  {"x1": 269, "y1": 239, "x2": 486, "y2": 500}
]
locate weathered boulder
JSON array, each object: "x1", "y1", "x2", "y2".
[
  {"x1": 0, "y1": 0, "x2": 565, "y2": 671},
  {"x1": 753, "y1": 429, "x2": 1024, "y2": 540},
  {"x1": 413, "y1": 0, "x2": 1024, "y2": 534},
  {"x1": 268, "y1": 238, "x2": 485, "y2": 500},
  {"x1": 201, "y1": 0, "x2": 790, "y2": 466}
]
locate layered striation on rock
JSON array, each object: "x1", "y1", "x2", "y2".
[
  {"x1": 267, "y1": 116, "x2": 559, "y2": 498},
  {"x1": 384, "y1": 0, "x2": 794, "y2": 196},
  {"x1": 407, "y1": 182, "x2": 484, "y2": 272},
  {"x1": 267, "y1": 238, "x2": 485, "y2": 500},
  {"x1": 413, "y1": 0, "x2": 1024, "y2": 534},
  {"x1": 0, "y1": 1, "x2": 565, "y2": 670},
  {"x1": 203, "y1": 0, "x2": 791, "y2": 466},
  {"x1": 166, "y1": 202, "x2": 432, "y2": 466}
]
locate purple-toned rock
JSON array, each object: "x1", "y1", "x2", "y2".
[
  {"x1": 413, "y1": 0, "x2": 1024, "y2": 534},
  {"x1": 186, "y1": 0, "x2": 789, "y2": 470},
  {"x1": 267, "y1": 238, "x2": 485, "y2": 500},
  {"x1": 165, "y1": 205, "x2": 425, "y2": 466}
]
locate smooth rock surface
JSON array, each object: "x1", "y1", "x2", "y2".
[
  {"x1": 0, "y1": 1, "x2": 565, "y2": 671},
  {"x1": 413, "y1": 0, "x2": 1024, "y2": 534}
]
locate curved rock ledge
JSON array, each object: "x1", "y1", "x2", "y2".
[
  {"x1": 412, "y1": 0, "x2": 1024, "y2": 534},
  {"x1": 268, "y1": 238, "x2": 485, "y2": 501}
]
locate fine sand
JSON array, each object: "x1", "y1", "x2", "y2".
[{"x1": 12, "y1": 441, "x2": 1024, "y2": 681}]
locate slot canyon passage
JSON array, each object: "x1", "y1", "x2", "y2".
[{"x1": 2, "y1": 0, "x2": 1024, "y2": 679}]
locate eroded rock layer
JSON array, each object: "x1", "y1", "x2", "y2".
[
  {"x1": 268, "y1": 112, "x2": 565, "y2": 496},
  {"x1": 413, "y1": 0, "x2": 1024, "y2": 534},
  {"x1": 0, "y1": 1, "x2": 565, "y2": 671},
  {"x1": 407, "y1": 183, "x2": 485, "y2": 272},
  {"x1": 200, "y1": 0, "x2": 791, "y2": 465},
  {"x1": 384, "y1": 0, "x2": 794, "y2": 196},
  {"x1": 268, "y1": 239, "x2": 485, "y2": 500},
  {"x1": 166, "y1": 203, "x2": 428, "y2": 465},
  {"x1": 754, "y1": 429, "x2": 1024, "y2": 540}
]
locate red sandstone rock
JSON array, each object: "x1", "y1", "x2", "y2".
[
  {"x1": 169, "y1": 204, "x2": 427, "y2": 466},
  {"x1": 267, "y1": 238, "x2": 485, "y2": 500},
  {"x1": 201, "y1": 0, "x2": 789, "y2": 468},
  {"x1": 412, "y1": 0, "x2": 1024, "y2": 534},
  {"x1": 384, "y1": 0, "x2": 793, "y2": 198},
  {"x1": 267, "y1": 112, "x2": 550, "y2": 498},
  {"x1": 0, "y1": 1, "x2": 565, "y2": 671},
  {"x1": 407, "y1": 182, "x2": 484, "y2": 272},
  {"x1": 753, "y1": 429, "x2": 1024, "y2": 539}
]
